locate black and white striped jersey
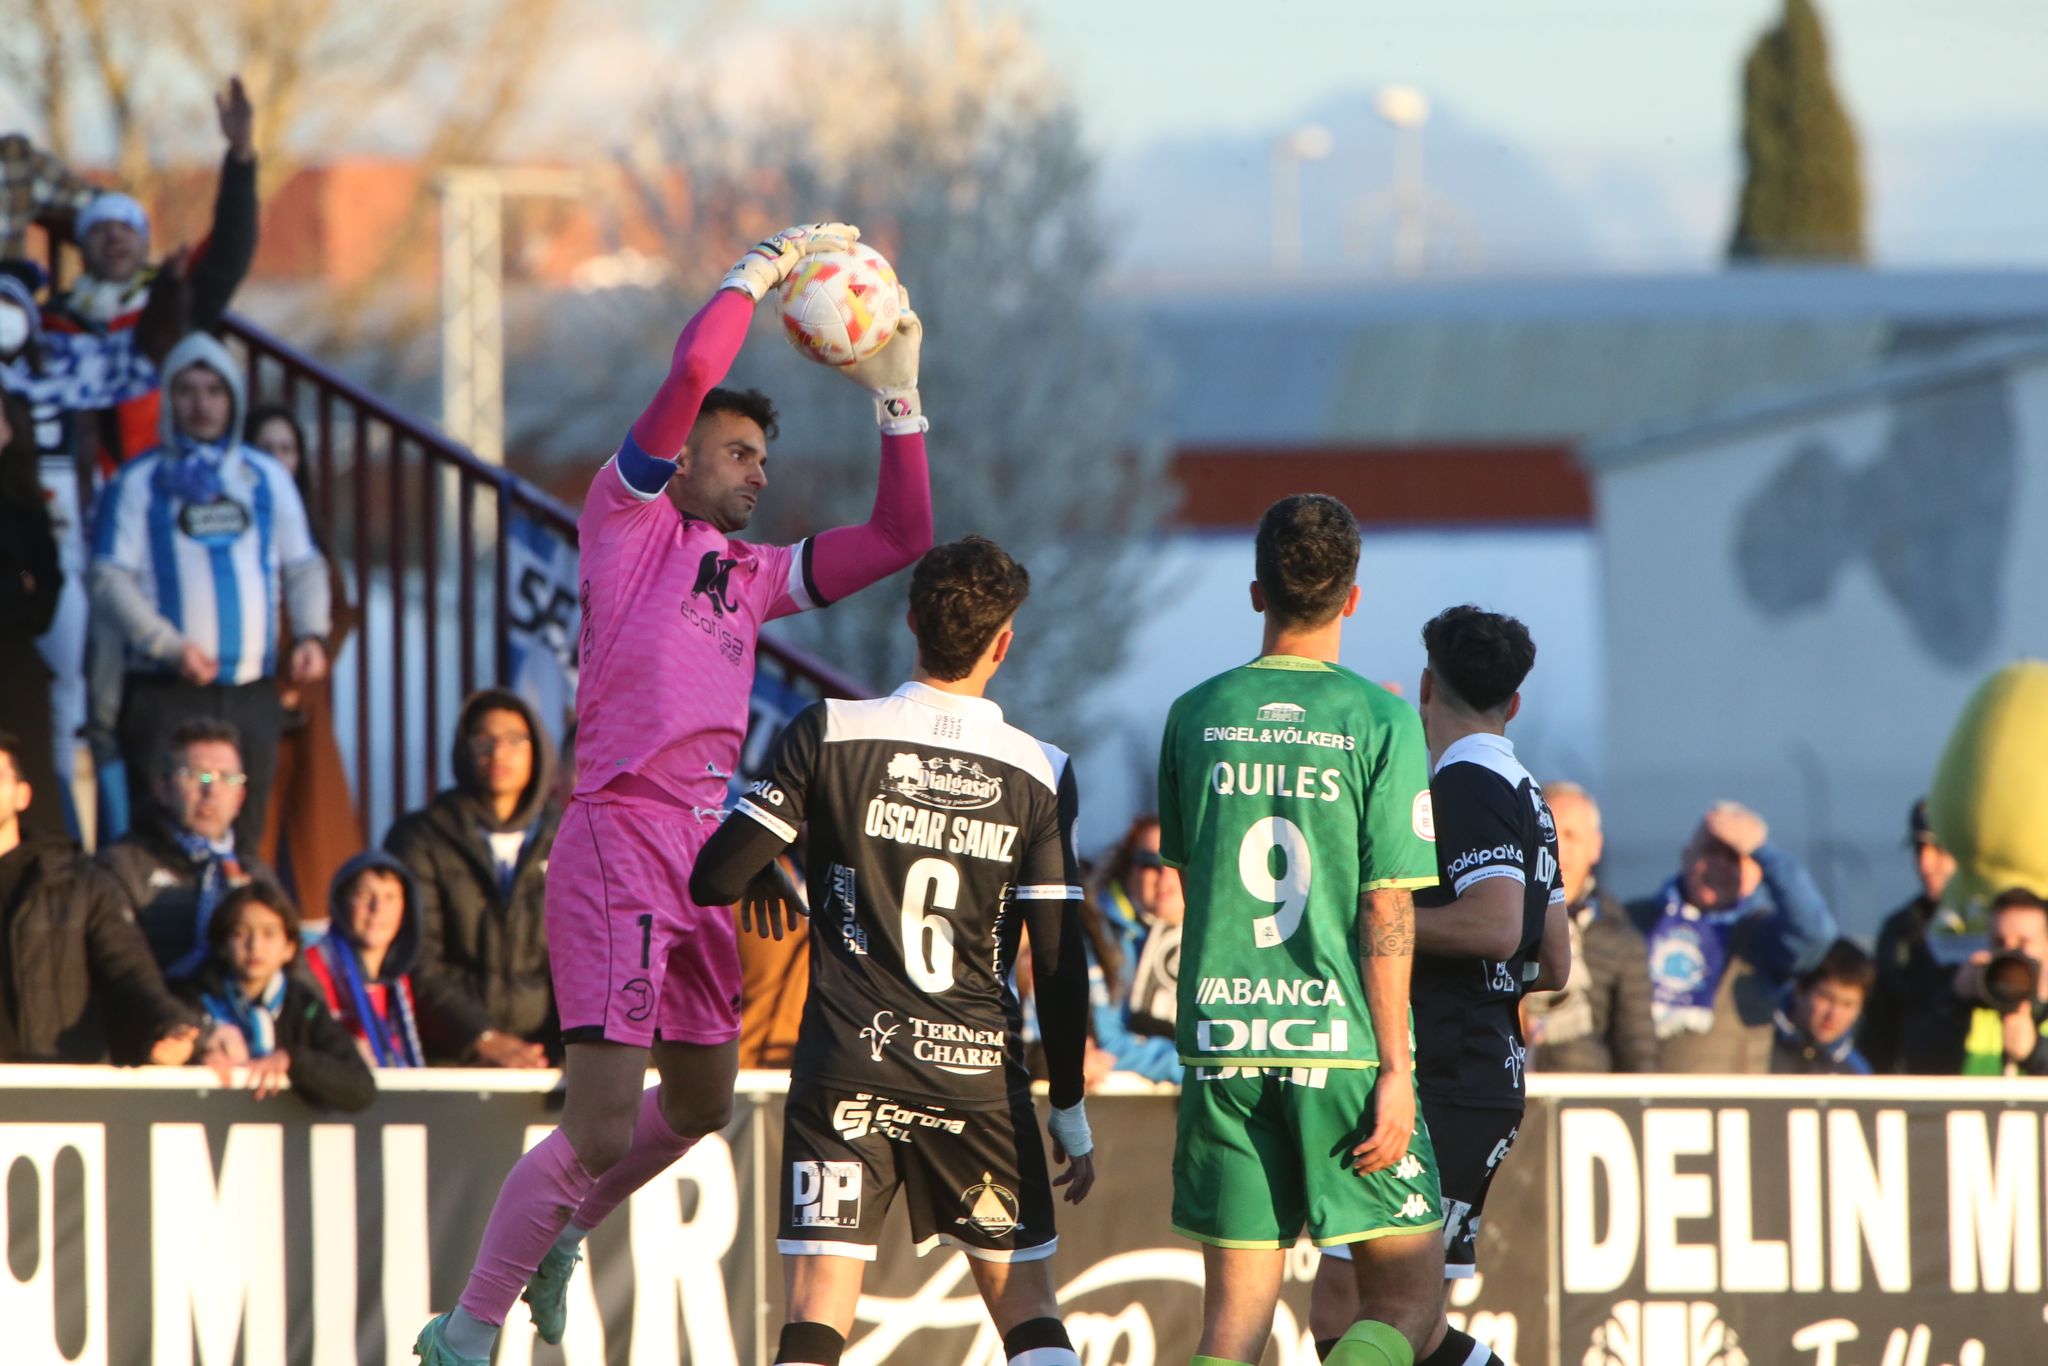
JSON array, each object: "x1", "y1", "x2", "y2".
[{"x1": 737, "y1": 681, "x2": 1082, "y2": 1107}]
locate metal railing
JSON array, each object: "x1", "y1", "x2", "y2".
[{"x1": 219, "y1": 311, "x2": 867, "y2": 840}]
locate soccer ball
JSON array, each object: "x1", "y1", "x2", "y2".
[{"x1": 778, "y1": 244, "x2": 902, "y2": 368}]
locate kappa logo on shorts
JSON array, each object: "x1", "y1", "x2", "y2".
[
  {"x1": 956, "y1": 1171, "x2": 1021, "y2": 1236},
  {"x1": 790, "y1": 1161, "x2": 862, "y2": 1227},
  {"x1": 1394, "y1": 1153, "x2": 1424, "y2": 1181},
  {"x1": 619, "y1": 977, "x2": 653, "y2": 1022},
  {"x1": 1398, "y1": 1193, "x2": 1432, "y2": 1219}
]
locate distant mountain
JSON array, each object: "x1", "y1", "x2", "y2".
[
  {"x1": 1097, "y1": 89, "x2": 1693, "y2": 277},
  {"x1": 1097, "y1": 92, "x2": 2048, "y2": 277}
]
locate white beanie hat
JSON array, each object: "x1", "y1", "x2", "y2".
[{"x1": 76, "y1": 192, "x2": 151, "y2": 242}]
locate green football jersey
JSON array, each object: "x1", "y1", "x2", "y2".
[{"x1": 1158, "y1": 655, "x2": 1439, "y2": 1069}]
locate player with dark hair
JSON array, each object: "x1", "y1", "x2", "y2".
[
  {"x1": 1160, "y1": 493, "x2": 1446, "y2": 1366},
  {"x1": 687, "y1": 536, "x2": 1095, "y2": 1366},
  {"x1": 1313, "y1": 603, "x2": 1566, "y2": 1366},
  {"x1": 417, "y1": 223, "x2": 935, "y2": 1366}
]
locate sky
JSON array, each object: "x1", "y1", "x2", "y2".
[
  {"x1": 979, "y1": 0, "x2": 2047, "y2": 161},
  {"x1": 683, "y1": 0, "x2": 2048, "y2": 270}
]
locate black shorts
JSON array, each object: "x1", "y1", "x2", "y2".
[
  {"x1": 1424, "y1": 1100, "x2": 1521, "y2": 1279},
  {"x1": 777, "y1": 1080, "x2": 1058, "y2": 1263}
]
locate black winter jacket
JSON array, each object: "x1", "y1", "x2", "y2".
[
  {"x1": 174, "y1": 965, "x2": 378, "y2": 1112},
  {"x1": 385, "y1": 688, "x2": 560, "y2": 1052},
  {"x1": 0, "y1": 837, "x2": 197, "y2": 1062},
  {"x1": 96, "y1": 812, "x2": 278, "y2": 974},
  {"x1": 1526, "y1": 884, "x2": 1661, "y2": 1073}
]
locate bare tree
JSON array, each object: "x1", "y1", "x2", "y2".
[
  {"x1": 628, "y1": 0, "x2": 1174, "y2": 738},
  {"x1": 0, "y1": 0, "x2": 567, "y2": 354}
]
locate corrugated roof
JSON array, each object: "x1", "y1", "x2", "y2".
[
  {"x1": 1119, "y1": 268, "x2": 2048, "y2": 446},
  {"x1": 1581, "y1": 327, "x2": 2048, "y2": 471}
]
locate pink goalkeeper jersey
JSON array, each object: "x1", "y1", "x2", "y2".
[{"x1": 573, "y1": 453, "x2": 821, "y2": 813}]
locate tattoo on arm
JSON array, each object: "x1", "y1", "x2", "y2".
[{"x1": 1362, "y1": 888, "x2": 1415, "y2": 957}]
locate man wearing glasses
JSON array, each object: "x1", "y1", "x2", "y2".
[
  {"x1": 385, "y1": 687, "x2": 559, "y2": 1068},
  {"x1": 97, "y1": 716, "x2": 277, "y2": 976}
]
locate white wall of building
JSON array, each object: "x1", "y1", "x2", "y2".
[
  {"x1": 1075, "y1": 526, "x2": 1601, "y2": 859},
  {"x1": 1590, "y1": 339, "x2": 2048, "y2": 936}
]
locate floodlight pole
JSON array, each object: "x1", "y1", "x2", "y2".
[{"x1": 438, "y1": 167, "x2": 585, "y2": 464}]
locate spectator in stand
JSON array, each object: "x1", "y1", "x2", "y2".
[
  {"x1": 1859, "y1": 798, "x2": 1956, "y2": 1073},
  {"x1": 1522, "y1": 782, "x2": 1658, "y2": 1072},
  {"x1": 0, "y1": 729, "x2": 200, "y2": 1063},
  {"x1": 306, "y1": 850, "x2": 529, "y2": 1067},
  {"x1": 179, "y1": 880, "x2": 376, "y2": 1111},
  {"x1": 90, "y1": 333, "x2": 331, "y2": 848},
  {"x1": 43, "y1": 77, "x2": 259, "y2": 471},
  {"x1": 1078, "y1": 815, "x2": 1180, "y2": 1080},
  {"x1": 1630, "y1": 800, "x2": 1837, "y2": 1073},
  {"x1": 0, "y1": 133, "x2": 97, "y2": 258},
  {"x1": 1772, "y1": 939, "x2": 1875, "y2": 1075},
  {"x1": 1899, "y1": 888, "x2": 2048, "y2": 1076},
  {"x1": 97, "y1": 717, "x2": 276, "y2": 975},
  {"x1": 244, "y1": 400, "x2": 363, "y2": 904},
  {"x1": 2, "y1": 264, "x2": 158, "y2": 838},
  {"x1": 0, "y1": 388, "x2": 64, "y2": 833},
  {"x1": 384, "y1": 689, "x2": 557, "y2": 1067},
  {"x1": 1083, "y1": 824, "x2": 1182, "y2": 1084}
]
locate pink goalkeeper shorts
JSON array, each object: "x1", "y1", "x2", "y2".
[{"x1": 547, "y1": 796, "x2": 741, "y2": 1048}]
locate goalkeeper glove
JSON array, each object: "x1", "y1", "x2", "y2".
[
  {"x1": 720, "y1": 221, "x2": 859, "y2": 303},
  {"x1": 838, "y1": 288, "x2": 925, "y2": 434}
]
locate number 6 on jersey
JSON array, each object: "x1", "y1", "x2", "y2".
[{"x1": 901, "y1": 856, "x2": 960, "y2": 991}]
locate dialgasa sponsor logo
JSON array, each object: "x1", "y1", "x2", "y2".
[{"x1": 883, "y1": 752, "x2": 1004, "y2": 811}]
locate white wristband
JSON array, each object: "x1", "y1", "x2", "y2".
[
  {"x1": 874, "y1": 387, "x2": 926, "y2": 435},
  {"x1": 1046, "y1": 1100, "x2": 1093, "y2": 1157}
]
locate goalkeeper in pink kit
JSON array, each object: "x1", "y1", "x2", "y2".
[{"x1": 418, "y1": 223, "x2": 933, "y2": 1365}]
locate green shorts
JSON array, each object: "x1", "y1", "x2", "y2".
[{"x1": 1171, "y1": 1064, "x2": 1444, "y2": 1249}]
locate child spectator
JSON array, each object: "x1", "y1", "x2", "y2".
[
  {"x1": 182, "y1": 881, "x2": 375, "y2": 1111},
  {"x1": 305, "y1": 851, "x2": 502, "y2": 1067},
  {"x1": 1772, "y1": 939, "x2": 1875, "y2": 1075}
]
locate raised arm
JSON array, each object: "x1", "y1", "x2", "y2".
[
  {"x1": 620, "y1": 223, "x2": 861, "y2": 490},
  {"x1": 799, "y1": 306, "x2": 934, "y2": 607}
]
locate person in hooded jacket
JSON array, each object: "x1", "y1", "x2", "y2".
[
  {"x1": 306, "y1": 850, "x2": 525, "y2": 1067},
  {"x1": 385, "y1": 689, "x2": 557, "y2": 1067},
  {"x1": 88, "y1": 330, "x2": 331, "y2": 850}
]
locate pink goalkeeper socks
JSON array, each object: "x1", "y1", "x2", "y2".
[
  {"x1": 456, "y1": 1128, "x2": 598, "y2": 1326},
  {"x1": 570, "y1": 1086, "x2": 699, "y2": 1230}
]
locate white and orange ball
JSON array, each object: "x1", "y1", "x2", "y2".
[{"x1": 777, "y1": 243, "x2": 902, "y2": 368}]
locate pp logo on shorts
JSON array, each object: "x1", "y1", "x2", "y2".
[{"x1": 791, "y1": 1161, "x2": 862, "y2": 1227}]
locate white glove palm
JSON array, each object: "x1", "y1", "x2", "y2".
[
  {"x1": 721, "y1": 221, "x2": 860, "y2": 303},
  {"x1": 838, "y1": 288, "x2": 924, "y2": 433}
]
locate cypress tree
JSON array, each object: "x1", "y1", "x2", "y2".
[{"x1": 1728, "y1": 0, "x2": 1866, "y2": 262}]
